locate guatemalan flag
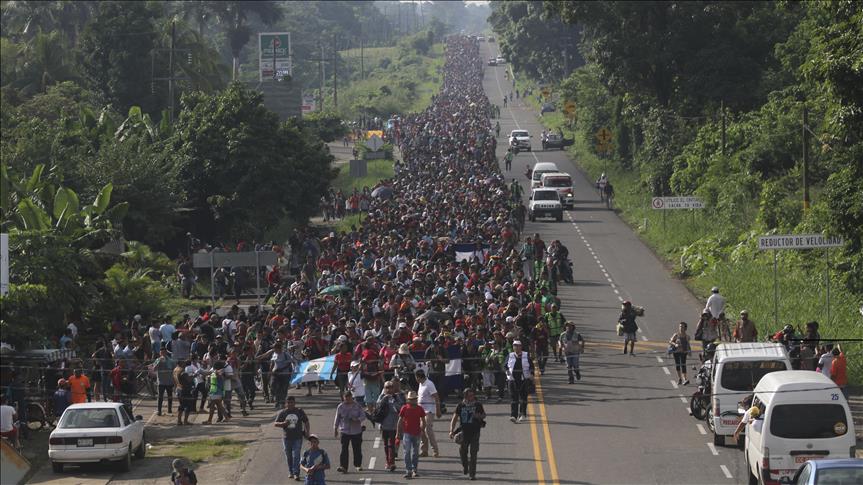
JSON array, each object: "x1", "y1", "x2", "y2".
[
  {"x1": 290, "y1": 355, "x2": 336, "y2": 385},
  {"x1": 454, "y1": 243, "x2": 490, "y2": 263}
]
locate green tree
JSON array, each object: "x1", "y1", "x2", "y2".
[
  {"x1": 166, "y1": 83, "x2": 335, "y2": 240},
  {"x1": 209, "y1": 1, "x2": 282, "y2": 80},
  {"x1": 78, "y1": 1, "x2": 163, "y2": 114}
]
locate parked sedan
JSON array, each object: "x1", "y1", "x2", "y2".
[{"x1": 49, "y1": 403, "x2": 146, "y2": 473}]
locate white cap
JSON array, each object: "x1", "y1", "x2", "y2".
[
  {"x1": 134, "y1": 314, "x2": 142, "y2": 321},
  {"x1": 398, "y1": 322, "x2": 407, "y2": 328},
  {"x1": 513, "y1": 340, "x2": 523, "y2": 346}
]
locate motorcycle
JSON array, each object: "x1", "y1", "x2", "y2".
[{"x1": 689, "y1": 364, "x2": 711, "y2": 420}]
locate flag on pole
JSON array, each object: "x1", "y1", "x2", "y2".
[{"x1": 290, "y1": 355, "x2": 336, "y2": 385}]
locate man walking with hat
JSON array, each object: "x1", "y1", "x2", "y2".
[
  {"x1": 397, "y1": 391, "x2": 427, "y2": 479},
  {"x1": 505, "y1": 340, "x2": 534, "y2": 423},
  {"x1": 560, "y1": 322, "x2": 585, "y2": 384}
]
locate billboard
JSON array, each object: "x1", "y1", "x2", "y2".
[{"x1": 259, "y1": 32, "x2": 292, "y2": 81}]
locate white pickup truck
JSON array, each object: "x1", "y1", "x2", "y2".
[{"x1": 528, "y1": 188, "x2": 564, "y2": 222}]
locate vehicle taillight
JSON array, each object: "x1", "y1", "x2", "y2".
[
  {"x1": 106, "y1": 436, "x2": 123, "y2": 444},
  {"x1": 713, "y1": 398, "x2": 719, "y2": 417},
  {"x1": 851, "y1": 445, "x2": 857, "y2": 458},
  {"x1": 49, "y1": 437, "x2": 64, "y2": 445},
  {"x1": 761, "y1": 447, "x2": 770, "y2": 469}
]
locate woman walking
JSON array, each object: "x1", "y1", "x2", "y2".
[
  {"x1": 333, "y1": 391, "x2": 365, "y2": 473},
  {"x1": 669, "y1": 322, "x2": 692, "y2": 385}
]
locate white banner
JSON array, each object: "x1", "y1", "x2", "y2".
[{"x1": 758, "y1": 234, "x2": 844, "y2": 250}]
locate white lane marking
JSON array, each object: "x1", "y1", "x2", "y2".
[
  {"x1": 613, "y1": 289, "x2": 620, "y2": 295},
  {"x1": 697, "y1": 424, "x2": 707, "y2": 435},
  {"x1": 363, "y1": 479, "x2": 372, "y2": 485},
  {"x1": 640, "y1": 335, "x2": 648, "y2": 341},
  {"x1": 670, "y1": 380, "x2": 679, "y2": 389},
  {"x1": 720, "y1": 465, "x2": 733, "y2": 479},
  {"x1": 606, "y1": 277, "x2": 613, "y2": 283},
  {"x1": 368, "y1": 456, "x2": 376, "y2": 470},
  {"x1": 707, "y1": 443, "x2": 719, "y2": 456},
  {"x1": 656, "y1": 356, "x2": 664, "y2": 363},
  {"x1": 680, "y1": 396, "x2": 689, "y2": 404},
  {"x1": 662, "y1": 366, "x2": 671, "y2": 375},
  {"x1": 373, "y1": 437, "x2": 380, "y2": 449}
]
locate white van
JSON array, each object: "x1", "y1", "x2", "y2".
[
  {"x1": 531, "y1": 162, "x2": 559, "y2": 188},
  {"x1": 709, "y1": 343, "x2": 791, "y2": 446},
  {"x1": 744, "y1": 371, "x2": 856, "y2": 485}
]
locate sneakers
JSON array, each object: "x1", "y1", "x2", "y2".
[
  {"x1": 677, "y1": 378, "x2": 682, "y2": 385},
  {"x1": 356, "y1": 466, "x2": 363, "y2": 472},
  {"x1": 683, "y1": 379, "x2": 690, "y2": 386},
  {"x1": 433, "y1": 450, "x2": 439, "y2": 458},
  {"x1": 388, "y1": 465, "x2": 396, "y2": 472},
  {"x1": 576, "y1": 370, "x2": 581, "y2": 380},
  {"x1": 517, "y1": 415, "x2": 525, "y2": 423},
  {"x1": 510, "y1": 416, "x2": 517, "y2": 423},
  {"x1": 337, "y1": 466, "x2": 346, "y2": 473},
  {"x1": 404, "y1": 472, "x2": 412, "y2": 479},
  {"x1": 568, "y1": 378, "x2": 575, "y2": 384}
]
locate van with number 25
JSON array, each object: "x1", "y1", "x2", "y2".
[{"x1": 744, "y1": 371, "x2": 856, "y2": 485}]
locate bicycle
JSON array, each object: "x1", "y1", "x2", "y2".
[{"x1": 135, "y1": 368, "x2": 156, "y2": 398}]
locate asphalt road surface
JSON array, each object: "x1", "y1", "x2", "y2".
[{"x1": 237, "y1": 43, "x2": 747, "y2": 485}]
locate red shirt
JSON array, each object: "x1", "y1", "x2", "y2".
[
  {"x1": 334, "y1": 351, "x2": 353, "y2": 372},
  {"x1": 399, "y1": 404, "x2": 426, "y2": 436}
]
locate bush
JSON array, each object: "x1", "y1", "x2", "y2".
[
  {"x1": 89, "y1": 264, "x2": 170, "y2": 326},
  {"x1": 0, "y1": 283, "x2": 61, "y2": 348}
]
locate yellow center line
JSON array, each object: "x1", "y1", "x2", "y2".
[
  {"x1": 535, "y1": 376, "x2": 560, "y2": 485},
  {"x1": 526, "y1": 400, "x2": 546, "y2": 484}
]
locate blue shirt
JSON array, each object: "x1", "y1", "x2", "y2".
[
  {"x1": 53, "y1": 389, "x2": 71, "y2": 417},
  {"x1": 301, "y1": 448, "x2": 329, "y2": 484}
]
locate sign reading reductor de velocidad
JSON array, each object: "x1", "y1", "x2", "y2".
[{"x1": 758, "y1": 234, "x2": 845, "y2": 250}]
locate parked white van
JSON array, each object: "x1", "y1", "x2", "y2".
[
  {"x1": 744, "y1": 371, "x2": 856, "y2": 485},
  {"x1": 709, "y1": 343, "x2": 791, "y2": 446},
  {"x1": 531, "y1": 162, "x2": 558, "y2": 188}
]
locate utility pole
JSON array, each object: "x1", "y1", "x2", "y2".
[
  {"x1": 360, "y1": 35, "x2": 364, "y2": 80},
  {"x1": 721, "y1": 100, "x2": 727, "y2": 157},
  {"x1": 319, "y1": 43, "x2": 325, "y2": 112},
  {"x1": 803, "y1": 106, "x2": 810, "y2": 210},
  {"x1": 168, "y1": 20, "x2": 175, "y2": 123},
  {"x1": 332, "y1": 34, "x2": 338, "y2": 109}
]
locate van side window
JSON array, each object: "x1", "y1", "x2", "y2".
[{"x1": 769, "y1": 404, "x2": 848, "y2": 439}]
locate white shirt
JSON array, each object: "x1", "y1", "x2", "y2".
[
  {"x1": 0, "y1": 404, "x2": 16, "y2": 432},
  {"x1": 417, "y1": 378, "x2": 438, "y2": 414},
  {"x1": 149, "y1": 326, "x2": 161, "y2": 344},
  {"x1": 222, "y1": 364, "x2": 233, "y2": 391},
  {"x1": 160, "y1": 323, "x2": 176, "y2": 343},
  {"x1": 66, "y1": 322, "x2": 78, "y2": 338},
  {"x1": 705, "y1": 293, "x2": 726, "y2": 319},
  {"x1": 818, "y1": 354, "x2": 834, "y2": 378},
  {"x1": 346, "y1": 371, "x2": 365, "y2": 398}
]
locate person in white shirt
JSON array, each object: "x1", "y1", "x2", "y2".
[
  {"x1": 160, "y1": 321, "x2": 176, "y2": 347},
  {"x1": 505, "y1": 340, "x2": 534, "y2": 423},
  {"x1": 66, "y1": 322, "x2": 79, "y2": 339},
  {"x1": 415, "y1": 368, "x2": 441, "y2": 457},
  {"x1": 149, "y1": 325, "x2": 162, "y2": 354},
  {"x1": 704, "y1": 287, "x2": 726, "y2": 320}
]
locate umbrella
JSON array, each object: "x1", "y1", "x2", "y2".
[
  {"x1": 371, "y1": 186, "x2": 394, "y2": 199},
  {"x1": 319, "y1": 285, "x2": 352, "y2": 296}
]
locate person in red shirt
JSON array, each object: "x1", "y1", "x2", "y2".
[
  {"x1": 67, "y1": 368, "x2": 91, "y2": 404},
  {"x1": 330, "y1": 340, "x2": 353, "y2": 395},
  {"x1": 831, "y1": 345, "x2": 848, "y2": 398},
  {"x1": 397, "y1": 391, "x2": 426, "y2": 478}
]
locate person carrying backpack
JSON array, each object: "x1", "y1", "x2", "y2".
[{"x1": 375, "y1": 379, "x2": 405, "y2": 472}]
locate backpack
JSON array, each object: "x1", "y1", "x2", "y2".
[{"x1": 370, "y1": 396, "x2": 391, "y2": 423}]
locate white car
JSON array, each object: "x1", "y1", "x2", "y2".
[
  {"x1": 49, "y1": 402, "x2": 146, "y2": 473},
  {"x1": 496, "y1": 56, "x2": 506, "y2": 64},
  {"x1": 528, "y1": 188, "x2": 564, "y2": 222},
  {"x1": 509, "y1": 129, "x2": 531, "y2": 151}
]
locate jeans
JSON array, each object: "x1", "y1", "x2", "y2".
[
  {"x1": 339, "y1": 432, "x2": 363, "y2": 469},
  {"x1": 566, "y1": 353, "x2": 581, "y2": 380},
  {"x1": 459, "y1": 432, "x2": 480, "y2": 477},
  {"x1": 382, "y1": 429, "x2": 397, "y2": 467},
  {"x1": 509, "y1": 380, "x2": 528, "y2": 418},
  {"x1": 157, "y1": 384, "x2": 174, "y2": 414},
  {"x1": 403, "y1": 433, "x2": 420, "y2": 472},
  {"x1": 272, "y1": 373, "x2": 290, "y2": 408},
  {"x1": 282, "y1": 436, "x2": 303, "y2": 476}
]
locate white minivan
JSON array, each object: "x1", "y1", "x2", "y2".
[
  {"x1": 709, "y1": 343, "x2": 791, "y2": 446},
  {"x1": 531, "y1": 162, "x2": 559, "y2": 188},
  {"x1": 744, "y1": 371, "x2": 856, "y2": 485}
]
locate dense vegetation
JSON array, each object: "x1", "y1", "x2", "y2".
[
  {"x1": 493, "y1": 1, "x2": 862, "y2": 377},
  {"x1": 0, "y1": 1, "x2": 487, "y2": 347}
]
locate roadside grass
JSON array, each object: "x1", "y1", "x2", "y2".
[
  {"x1": 332, "y1": 158, "x2": 394, "y2": 194},
  {"x1": 518, "y1": 84, "x2": 863, "y2": 384},
  {"x1": 149, "y1": 438, "x2": 247, "y2": 464}
]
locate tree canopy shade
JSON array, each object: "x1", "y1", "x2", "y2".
[{"x1": 166, "y1": 83, "x2": 336, "y2": 241}]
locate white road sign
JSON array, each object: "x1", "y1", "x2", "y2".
[
  {"x1": 758, "y1": 234, "x2": 845, "y2": 250},
  {"x1": 651, "y1": 196, "x2": 704, "y2": 210},
  {"x1": 367, "y1": 134, "x2": 384, "y2": 151}
]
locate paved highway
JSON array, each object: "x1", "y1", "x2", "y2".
[{"x1": 237, "y1": 43, "x2": 748, "y2": 485}]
